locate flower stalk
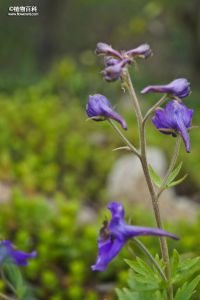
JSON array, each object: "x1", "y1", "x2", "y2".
[
  {"x1": 89, "y1": 41, "x2": 194, "y2": 300},
  {"x1": 108, "y1": 119, "x2": 140, "y2": 157},
  {"x1": 122, "y1": 69, "x2": 173, "y2": 299}
]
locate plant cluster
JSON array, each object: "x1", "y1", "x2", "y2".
[{"x1": 86, "y1": 42, "x2": 200, "y2": 300}]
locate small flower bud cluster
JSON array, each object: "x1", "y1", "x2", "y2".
[{"x1": 96, "y1": 42, "x2": 152, "y2": 82}]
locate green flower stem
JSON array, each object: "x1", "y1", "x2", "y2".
[
  {"x1": 157, "y1": 136, "x2": 181, "y2": 198},
  {"x1": 108, "y1": 119, "x2": 141, "y2": 158},
  {"x1": 0, "y1": 293, "x2": 16, "y2": 300},
  {"x1": 143, "y1": 95, "x2": 167, "y2": 125},
  {"x1": 0, "y1": 270, "x2": 16, "y2": 295},
  {"x1": 133, "y1": 238, "x2": 167, "y2": 282},
  {"x1": 123, "y1": 69, "x2": 173, "y2": 300}
]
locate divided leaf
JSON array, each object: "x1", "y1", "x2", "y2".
[
  {"x1": 171, "y1": 249, "x2": 180, "y2": 278},
  {"x1": 172, "y1": 256, "x2": 200, "y2": 284},
  {"x1": 174, "y1": 275, "x2": 200, "y2": 300},
  {"x1": 124, "y1": 257, "x2": 165, "y2": 292}
]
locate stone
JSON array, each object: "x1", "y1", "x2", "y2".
[{"x1": 106, "y1": 147, "x2": 199, "y2": 221}]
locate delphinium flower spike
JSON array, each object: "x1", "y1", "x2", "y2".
[
  {"x1": 152, "y1": 100, "x2": 194, "y2": 153},
  {"x1": 86, "y1": 94, "x2": 127, "y2": 130},
  {"x1": 0, "y1": 240, "x2": 36, "y2": 266},
  {"x1": 92, "y1": 202, "x2": 178, "y2": 271}
]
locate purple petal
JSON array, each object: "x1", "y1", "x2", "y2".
[
  {"x1": 86, "y1": 94, "x2": 127, "y2": 130},
  {"x1": 152, "y1": 100, "x2": 193, "y2": 152},
  {"x1": 126, "y1": 43, "x2": 152, "y2": 58},
  {"x1": 104, "y1": 57, "x2": 120, "y2": 67},
  {"x1": 152, "y1": 108, "x2": 171, "y2": 130},
  {"x1": 107, "y1": 202, "x2": 125, "y2": 220},
  {"x1": 141, "y1": 78, "x2": 190, "y2": 99},
  {"x1": 92, "y1": 202, "x2": 179, "y2": 272},
  {"x1": 96, "y1": 42, "x2": 122, "y2": 59},
  {"x1": 0, "y1": 240, "x2": 36, "y2": 266},
  {"x1": 86, "y1": 94, "x2": 111, "y2": 119},
  {"x1": 122, "y1": 225, "x2": 179, "y2": 240},
  {"x1": 11, "y1": 250, "x2": 37, "y2": 266},
  {"x1": 102, "y1": 59, "x2": 128, "y2": 82},
  {"x1": 91, "y1": 236, "x2": 124, "y2": 271}
]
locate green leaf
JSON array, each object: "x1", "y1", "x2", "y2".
[
  {"x1": 149, "y1": 165, "x2": 162, "y2": 187},
  {"x1": 125, "y1": 258, "x2": 155, "y2": 279},
  {"x1": 166, "y1": 162, "x2": 183, "y2": 184},
  {"x1": 116, "y1": 288, "x2": 139, "y2": 300},
  {"x1": 125, "y1": 258, "x2": 162, "y2": 291},
  {"x1": 3, "y1": 263, "x2": 26, "y2": 298},
  {"x1": 172, "y1": 256, "x2": 200, "y2": 284},
  {"x1": 174, "y1": 275, "x2": 200, "y2": 300},
  {"x1": 116, "y1": 287, "x2": 167, "y2": 300},
  {"x1": 171, "y1": 249, "x2": 180, "y2": 278},
  {"x1": 167, "y1": 174, "x2": 187, "y2": 188}
]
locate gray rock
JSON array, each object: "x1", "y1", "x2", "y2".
[{"x1": 107, "y1": 147, "x2": 199, "y2": 221}]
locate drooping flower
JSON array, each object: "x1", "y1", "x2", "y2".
[
  {"x1": 141, "y1": 78, "x2": 190, "y2": 99},
  {"x1": 92, "y1": 202, "x2": 178, "y2": 272},
  {"x1": 96, "y1": 42, "x2": 152, "y2": 82},
  {"x1": 86, "y1": 94, "x2": 127, "y2": 130},
  {"x1": 152, "y1": 100, "x2": 194, "y2": 153},
  {"x1": 0, "y1": 240, "x2": 37, "y2": 266}
]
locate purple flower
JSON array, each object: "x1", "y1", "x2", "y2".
[
  {"x1": 92, "y1": 202, "x2": 178, "y2": 272},
  {"x1": 0, "y1": 240, "x2": 36, "y2": 266},
  {"x1": 96, "y1": 42, "x2": 122, "y2": 59},
  {"x1": 152, "y1": 100, "x2": 194, "y2": 153},
  {"x1": 96, "y1": 42, "x2": 152, "y2": 82},
  {"x1": 104, "y1": 57, "x2": 119, "y2": 67},
  {"x1": 125, "y1": 43, "x2": 152, "y2": 59},
  {"x1": 86, "y1": 94, "x2": 127, "y2": 130},
  {"x1": 141, "y1": 79, "x2": 190, "y2": 99},
  {"x1": 102, "y1": 59, "x2": 130, "y2": 82}
]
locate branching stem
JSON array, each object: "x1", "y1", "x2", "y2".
[
  {"x1": 123, "y1": 69, "x2": 173, "y2": 300},
  {"x1": 108, "y1": 119, "x2": 140, "y2": 158}
]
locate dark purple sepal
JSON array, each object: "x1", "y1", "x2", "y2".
[
  {"x1": 92, "y1": 202, "x2": 178, "y2": 271},
  {"x1": 141, "y1": 78, "x2": 190, "y2": 99},
  {"x1": 0, "y1": 240, "x2": 37, "y2": 266},
  {"x1": 86, "y1": 94, "x2": 127, "y2": 130},
  {"x1": 152, "y1": 100, "x2": 194, "y2": 153}
]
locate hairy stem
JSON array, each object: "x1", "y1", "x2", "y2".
[
  {"x1": 157, "y1": 136, "x2": 181, "y2": 198},
  {"x1": 123, "y1": 69, "x2": 173, "y2": 300},
  {"x1": 108, "y1": 119, "x2": 140, "y2": 158},
  {"x1": 133, "y1": 238, "x2": 167, "y2": 282}
]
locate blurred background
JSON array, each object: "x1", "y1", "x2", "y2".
[{"x1": 0, "y1": 0, "x2": 200, "y2": 299}]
